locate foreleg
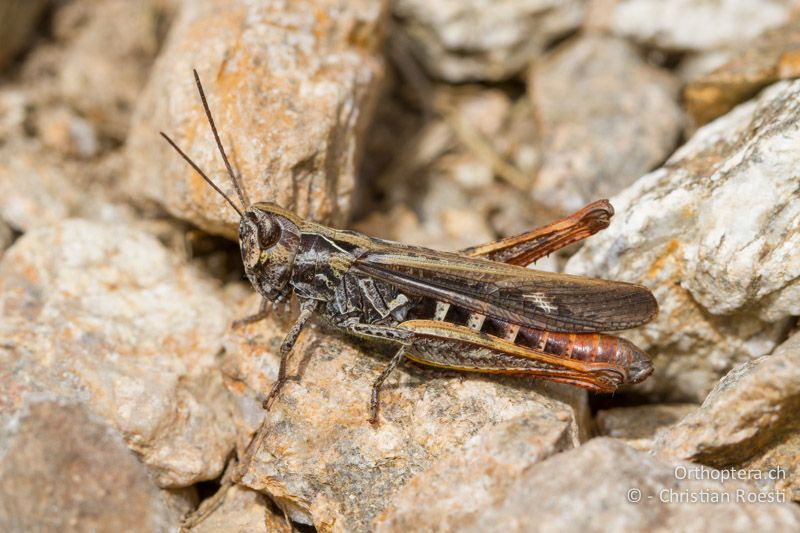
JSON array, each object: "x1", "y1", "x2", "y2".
[
  {"x1": 262, "y1": 298, "x2": 319, "y2": 409},
  {"x1": 232, "y1": 297, "x2": 271, "y2": 328}
]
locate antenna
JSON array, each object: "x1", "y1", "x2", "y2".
[
  {"x1": 159, "y1": 131, "x2": 243, "y2": 217},
  {"x1": 193, "y1": 69, "x2": 251, "y2": 208}
]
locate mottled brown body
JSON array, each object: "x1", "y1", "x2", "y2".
[{"x1": 162, "y1": 71, "x2": 659, "y2": 423}]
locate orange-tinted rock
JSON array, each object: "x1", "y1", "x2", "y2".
[
  {"x1": 191, "y1": 484, "x2": 292, "y2": 533},
  {"x1": 127, "y1": 0, "x2": 388, "y2": 238},
  {"x1": 685, "y1": 18, "x2": 800, "y2": 126},
  {"x1": 374, "y1": 413, "x2": 575, "y2": 531}
]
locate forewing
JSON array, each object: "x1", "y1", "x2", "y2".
[{"x1": 352, "y1": 245, "x2": 657, "y2": 333}]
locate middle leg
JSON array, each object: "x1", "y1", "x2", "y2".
[{"x1": 368, "y1": 346, "x2": 407, "y2": 424}]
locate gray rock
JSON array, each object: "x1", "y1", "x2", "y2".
[
  {"x1": 127, "y1": 0, "x2": 387, "y2": 238},
  {"x1": 529, "y1": 34, "x2": 682, "y2": 212},
  {"x1": 375, "y1": 412, "x2": 576, "y2": 531},
  {"x1": 0, "y1": 141, "x2": 80, "y2": 231},
  {"x1": 56, "y1": 0, "x2": 175, "y2": 140},
  {"x1": 0, "y1": 220, "x2": 235, "y2": 487},
  {"x1": 566, "y1": 79, "x2": 800, "y2": 401},
  {"x1": 596, "y1": 403, "x2": 698, "y2": 451},
  {"x1": 677, "y1": 50, "x2": 736, "y2": 84},
  {"x1": 653, "y1": 331, "x2": 800, "y2": 502},
  {"x1": 587, "y1": 0, "x2": 800, "y2": 52},
  {"x1": 463, "y1": 438, "x2": 800, "y2": 532},
  {"x1": 393, "y1": 0, "x2": 586, "y2": 82},
  {"x1": 0, "y1": 136, "x2": 150, "y2": 238},
  {"x1": 37, "y1": 106, "x2": 100, "y2": 159},
  {"x1": 0, "y1": 0, "x2": 168, "y2": 233},
  {"x1": 357, "y1": 86, "x2": 558, "y2": 259},
  {"x1": 0, "y1": 399, "x2": 192, "y2": 532}
]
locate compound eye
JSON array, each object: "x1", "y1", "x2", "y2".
[{"x1": 257, "y1": 218, "x2": 281, "y2": 249}]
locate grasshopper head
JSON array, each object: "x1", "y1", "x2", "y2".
[
  {"x1": 161, "y1": 71, "x2": 304, "y2": 302},
  {"x1": 239, "y1": 203, "x2": 301, "y2": 301}
]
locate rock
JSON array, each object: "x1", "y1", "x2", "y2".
[
  {"x1": 0, "y1": 399, "x2": 192, "y2": 532},
  {"x1": 429, "y1": 87, "x2": 538, "y2": 192},
  {"x1": 359, "y1": 85, "x2": 560, "y2": 263},
  {"x1": 596, "y1": 403, "x2": 697, "y2": 451},
  {"x1": 0, "y1": 88, "x2": 28, "y2": 142},
  {"x1": 0, "y1": 135, "x2": 147, "y2": 237},
  {"x1": 529, "y1": 34, "x2": 683, "y2": 212},
  {"x1": 676, "y1": 50, "x2": 736, "y2": 84},
  {"x1": 0, "y1": 219, "x2": 235, "y2": 487},
  {"x1": 426, "y1": 438, "x2": 800, "y2": 531},
  {"x1": 0, "y1": 218, "x2": 13, "y2": 256},
  {"x1": 0, "y1": 0, "x2": 49, "y2": 70},
  {"x1": 127, "y1": 0, "x2": 387, "y2": 238},
  {"x1": 587, "y1": 0, "x2": 800, "y2": 53},
  {"x1": 191, "y1": 484, "x2": 292, "y2": 533},
  {"x1": 38, "y1": 105, "x2": 100, "y2": 159},
  {"x1": 0, "y1": 0, "x2": 169, "y2": 235},
  {"x1": 374, "y1": 413, "x2": 575, "y2": 531},
  {"x1": 55, "y1": 0, "x2": 176, "y2": 140},
  {"x1": 653, "y1": 331, "x2": 800, "y2": 502},
  {"x1": 353, "y1": 68, "x2": 427, "y2": 208},
  {"x1": 393, "y1": 0, "x2": 586, "y2": 81},
  {"x1": 367, "y1": 81, "x2": 540, "y2": 197},
  {"x1": 352, "y1": 200, "x2": 561, "y2": 274},
  {"x1": 352, "y1": 203, "x2": 496, "y2": 252},
  {"x1": 566, "y1": 79, "x2": 800, "y2": 401},
  {"x1": 0, "y1": 141, "x2": 82, "y2": 231},
  {"x1": 685, "y1": 18, "x2": 800, "y2": 126},
  {"x1": 223, "y1": 294, "x2": 589, "y2": 531},
  {"x1": 0, "y1": 0, "x2": 170, "y2": 233}
]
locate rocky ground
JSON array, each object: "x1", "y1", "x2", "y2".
[{"x1": 1, "y1": 0, "x2": 799, "y2": 532}]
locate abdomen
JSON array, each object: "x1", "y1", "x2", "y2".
[{"x1": 406, "y1": 300, "x2": 653, "y2": 386}]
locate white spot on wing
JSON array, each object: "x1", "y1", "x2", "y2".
[{"x1": 523, "y1": 292, "x2": 556, "y2": 314}]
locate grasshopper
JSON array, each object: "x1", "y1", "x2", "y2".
[{"x1": 161, "y1": 71, "x2": 657, "y2": 423}]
